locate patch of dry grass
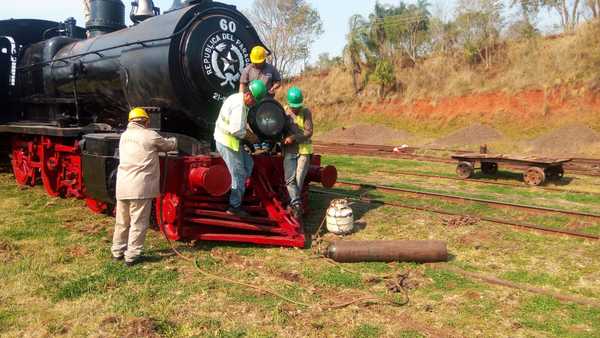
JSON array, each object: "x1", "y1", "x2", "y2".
[{"x1": 1, "y1": 166, "x2": 599, "y2": 337}]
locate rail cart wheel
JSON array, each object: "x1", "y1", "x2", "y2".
[
  {"x1": 39, "y1": 138, "x2": 62, "y2": 197},
  {"x1": 10, "y1": 139, "x2": 35, "y2": 186},
  {"x1": 456, "y1": 162, "x2": 474, "y2": 179},
  {"x1": 545, "y1": 166, "x2": 564, "y2": 181},
  {"x1": 524, "y1": 167, "x2": 546, "y2": 186},
  {"x1": 481, "y1": 162, "x2": 498, "y2": 175}
]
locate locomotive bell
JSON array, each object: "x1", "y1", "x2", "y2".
[
  {"x1": 130, "y1": 0, "x2": 159, "y2": 23},
  {"x1": 167, "y1": 0, "x2": 184, "y2": 12}
]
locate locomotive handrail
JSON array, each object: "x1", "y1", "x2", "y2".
[{"x1": 16, "y1": 11, "x2": 202, "y2": 71}]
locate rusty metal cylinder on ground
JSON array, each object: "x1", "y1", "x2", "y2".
[
  {"x1": 326, "y1": 240, "x2": 448, "y2": 263},
  {"x1": 308, "y1": 165, "x2": 338, "y2": 188}
]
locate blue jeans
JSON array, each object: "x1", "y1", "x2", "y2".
[
  {"x1": 216, "y1": 142, "x2": 254, "y2": 208},
  {"x1": 284, "y1": 152, "x2": 311, "y2": 207}
]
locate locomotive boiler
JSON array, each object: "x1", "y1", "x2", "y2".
[{"x1": 0, "y1": 0, "x2": 337, "y2": 248}]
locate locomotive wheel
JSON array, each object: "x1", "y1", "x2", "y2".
[
  {"x1": 39, "y1": 138, "x2": 62, "y2": 197},
  {"x1": 10, "y1": 139, "x2": 35, "y2": 186},
  {"x1": 86, "y1": 198, "x2": 108, "y2": 214},
  {"x1": 456, "y1": 162, "x2": 474, "y2": 179},
  {"x1": 481, "y1": 162, "x2": 498, "y2": 175},
  {"x1": 524, "y1": 167, "x2": 546, "y2": 186}
]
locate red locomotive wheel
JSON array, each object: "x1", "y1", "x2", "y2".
[
  {"x1": 86, "y1": 198, "x2": 108, "y2": 214},
  {"x1": 39, "y1": 141, "x2": 62, "y2": 197},
  {"x1": 11, "y1": 141, "x2": 35, "y2": 186}
]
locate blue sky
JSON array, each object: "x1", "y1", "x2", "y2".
[{"x1": 3, "y1": 1, "x2": 560, "y2": 63}]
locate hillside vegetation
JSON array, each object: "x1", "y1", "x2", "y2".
[{"x1": 283, "y1": 1, "x2": 600, "y2": 154}]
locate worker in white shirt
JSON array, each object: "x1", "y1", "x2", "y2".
[
  {"x1": 214, "y1": 80, "x2": 267, "y2": 217},
  {"x1": 112, "y1": 108, "x2": 177, "y2": 266}
]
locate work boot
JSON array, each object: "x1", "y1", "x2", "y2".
[
  {"x1": 291, "y1": 204, "x2": 303, "y2": 221},
  {"x1": 226, "y1": 207, "x2": 250, "y2": 218},
  {"x1": 124, "y1": 259, "x2": 138, "y2": 267}
]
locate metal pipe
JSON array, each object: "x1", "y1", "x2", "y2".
[{"x1": 326, "y1": 240, "x2": 448, "y2": 263}]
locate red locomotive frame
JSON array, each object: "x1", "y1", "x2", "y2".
[{"x1": 9, "y1": 134, "x2": 337, "y2": 248}]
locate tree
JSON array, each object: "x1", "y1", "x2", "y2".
[
  {"x1": 382, "y1": 0, "x2": 432, "y2": 62},
  {"x1": 511, "y1": 0, "x2": 583, "y2": 31},
  {"x1": 372, "y1": 60, "x2": 396, "y2": 97},
  {"x1": 343, "y1": 14, "x2": 374, "y2": 92},
  {"x1": 587, "y1": 0, "x2": 600, "y2": 17},
  {"x1": 246, "y1": 0, "x2": 323, "y2": 77},
  {"x1": 455, "y1": 0, "x2": 504, "y2": 68}
]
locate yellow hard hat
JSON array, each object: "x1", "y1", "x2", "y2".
[
  {"x1": 250, "y1": 46, "x2": 267, "y2": 64},
  {"x1": 128, "y1": 107, "x2": 149, "y2": 121}
]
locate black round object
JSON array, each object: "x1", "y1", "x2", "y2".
[{"x1": 248, "y1": 99, "x2": 286, "y2": 142}]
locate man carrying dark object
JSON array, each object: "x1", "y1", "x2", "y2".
[
  {"x1": 283, "y1": 87, "x2": 313, "y2": 219},
  {"x1": 214, "y1": 80, "x2": 267, "y2": 217},
  {"x1": 239, "y1": 46, "x2": 282, "y2": 98},
  {"x1": 112, "y1": 108, "x2": 178, "y2": 266}
]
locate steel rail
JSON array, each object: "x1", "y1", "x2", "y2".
[
  {"x1": 310, "y1": 188, "x2": 600, "y2": 240},
  {"x1": 313, "y1": 143, "x2": 600, "y2": 177},
  {"x1": 335, "y1": 180, "x2": 600, "y2": 219},
  {"x1": 377, "y1": 170, "x2": 598, "y2": 196}
]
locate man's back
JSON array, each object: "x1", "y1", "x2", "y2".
[{"x1": 116, "y1": 123, "x2": 173, "y2": 200}]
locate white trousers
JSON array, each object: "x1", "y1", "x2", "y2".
[{"x1": 111, "y1": 199, "x2": 153, "y2": 262}]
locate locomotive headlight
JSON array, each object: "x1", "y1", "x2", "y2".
[{"x1": 248, "y1": 99, "x2": 286, "y2": 142}]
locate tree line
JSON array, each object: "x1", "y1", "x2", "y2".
[{"x1": 244, "y1": 0, "x2": 600, "y2": 96}]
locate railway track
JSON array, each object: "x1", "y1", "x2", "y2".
[
  {"x1": 314, "y1": 142, "x2": 600, "y2": 177},
  {"x1": 310, "y1": 188, "x2": 600, "y2": 241},
  {"x1": 336, "y1": 180, "x2": 600, "y2": 220},
  {"x1": 376, "y1": 170, "x2": 598, "y2": 196}
]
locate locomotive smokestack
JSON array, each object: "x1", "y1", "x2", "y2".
[{"x1": 85, "y1": 0, "x2": 126, "y2": 38}]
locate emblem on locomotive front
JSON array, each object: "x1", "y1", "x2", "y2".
[{"x1": 203, "y1": 18, "x2": 250, "y2": 95}]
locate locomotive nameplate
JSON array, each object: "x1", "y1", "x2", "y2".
[
  {"x1": 202, "y1": 18, "x2": 250, "y2": 101},
  {"x1": 184, "y1": 14, "x2": 259, "y2": 105}
]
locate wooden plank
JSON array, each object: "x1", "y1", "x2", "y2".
[{"x1": 452, "y1": 153, "x2": 572, "y2": 166}]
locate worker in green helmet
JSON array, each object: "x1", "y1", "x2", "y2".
[
  {"x1": 214, "y1": 80, "x2": 267, "y2": 217},
  {"x1": 283, "y1": 86, "x2": 314, "y2": 220}
]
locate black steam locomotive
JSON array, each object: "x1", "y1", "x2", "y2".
[
  {"x1": 2, "y1": 0, "x2": 275, "y2": 139},
  {"x1": 0, "y1": 0, "x2": 335, "y2": 248}
]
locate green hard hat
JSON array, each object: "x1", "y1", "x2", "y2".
[
  {"x1": 287, "y1": 86, "x2": 304, "y2": 109},
  {"x1": 249, "y1": 80, "x2": 267, "y2": 102}
]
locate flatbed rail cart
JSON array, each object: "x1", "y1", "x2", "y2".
[{"x1": 451, "y1": 153, "x2": 572, "y2": 186}]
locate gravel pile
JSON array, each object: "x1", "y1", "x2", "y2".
[
  {"x1": 315, "y1": 124, "x2": 412, "y2": 145},
  {"x1": 431, "y1": 123, "x2": 504, "y2": 147}
]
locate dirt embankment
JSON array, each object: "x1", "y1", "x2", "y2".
[
  {"x1": 306, "y1": 85, "x2": 600, "y2": 155},
  {"x1": 429, "y1": 123, "x2": 504, "y2": 148},
  {"x1": 315, "y1": 124, "x2": 413, "y2": 145}
]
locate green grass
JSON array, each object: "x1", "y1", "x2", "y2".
[
  {"x1": 351, "y1": 323, "x2": 383, "y2": 338},
  {"x1": 1, "y1": 163, "x2": 600, "y2": 337},
  {"x1": 518, "y1": 295, "x2": 600, "y2": 337}
]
